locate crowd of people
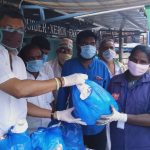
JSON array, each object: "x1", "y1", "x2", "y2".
[{"x1": 0, "y1": 4, "x2": 150, "y2": 150}]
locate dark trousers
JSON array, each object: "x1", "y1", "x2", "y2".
[{"x1": 84, "y1": 128, "x2": 106, "y2": 150}]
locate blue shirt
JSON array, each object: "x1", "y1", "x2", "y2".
[
  {"x1": 57, "y1": 57, "x2": 110, "y2": 110},
  {"x1": 109, "y1": 71, "x2": 150, "y2": 150}
]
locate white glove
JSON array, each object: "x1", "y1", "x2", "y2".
[
  {"x1": 11, "y1": 119, "x2": 28, "y2": 133},
  {"x1": 77, "y1": 83, "x2": 91, "y2": 100},
  {"x1": 54, "y1": 107, "x2": 87, "y2": 125},
  {"x1": 97, "y1": 105, "x2": 127, "y2": 125},
  {"x1": 62, "y1": 73, "x2": 88, "y2": 87}
]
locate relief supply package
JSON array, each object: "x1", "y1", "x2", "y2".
[
  {"x1": 72, "y1": 80, "x2": 119, "y2": 135},
  {"x1": 31, "y1": 126, "x2": 65, "y2": 150},
  {"x1": 61, "y1": 122, "x2": 85, "y2": 150},
  {"x1": 0, "y1": 119, "x2": 32, "y2": 150}
]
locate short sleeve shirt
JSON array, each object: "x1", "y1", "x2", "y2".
[{"x1": 0, "y1": 45, "x2": 27, "y2": 136}]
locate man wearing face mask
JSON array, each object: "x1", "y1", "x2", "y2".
[
  {"x1": 97, "y1": 45, "x2": 150, "y2": 150},
  {"x1": 19, "y1": 44, "x2": 54, "y2": 133},
  {"x1": 57, "y1": 30, "x2": 110, "y2": 150},
  {"x1": 0, "y1": 5, "x2": 87, "y2": 139},
  {"x1": 31, "y1": 35, "x2": 51, "y2": 63},
  {"x1": 99, "y1": 39, "x2": 126, "y2": 78}
]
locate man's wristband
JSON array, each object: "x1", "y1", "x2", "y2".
[{"x1": 51, "y1": 111, "x2": 57, "y2": 120}]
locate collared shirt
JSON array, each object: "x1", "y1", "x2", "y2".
[
  {"x1": 0, "y1": 45, "x2": 27, "y2": 136},
  {"x1": 26, "y1": 71, "x2": 54, "y2": 133},
  {"x1": 57, "y1": 57, "x2": 110, "y2": 110},
  {"x1": 109, "y1": 71, "x2": 150, "y2": 150}
]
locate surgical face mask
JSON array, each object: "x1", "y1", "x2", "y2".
[
  {"x1": 58, "y1": 53, "x2": 72, "y2": 65},
  {"x1": 26, "y1": 60, "x2": 43, "y2": 73},
  {"x1": 102, "y1": 49, "x2": 116, "y2": 61},
  {"x1": 80, "y1": 45, "x2": 96, "y2": 59},
  {"x1": 128, "y1": 60, "x2": 149, "y2": 76},
  {"x1": 0, "y1": 27, "x2": 24, "y2": 51},
  {"x1": 42, "y1": 54, "x2": 48, "y2": 63}
]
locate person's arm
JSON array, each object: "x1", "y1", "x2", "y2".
[
  {"x1": 0, "y1": 78, "x2": 60, "y2": 98},
  {"x1": 0, "y1": 73, "x2": 88, "y2": 99},
  {"x1": 127, "y1": 114, "x2": 150, "y2": 126},
  {"x1": 97, "y1": 106, "x2": 150, "y2": 126},
  {"x1": 27, "y1": 102, "x2": 86, "y2": 125},
  {"x1": 27, "y1": 102, "x2": 51, "y2": 118}
]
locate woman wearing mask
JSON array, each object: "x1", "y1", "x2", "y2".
[
  {"x1": 19, "y1": 44, "x2": 54, "y2": 133},
  {"x1": 99, "y1": 39, "x2": 126, "y2": 78},
  {"x1": 97, "y1": 45, "x2": 150, "y2": 150}
]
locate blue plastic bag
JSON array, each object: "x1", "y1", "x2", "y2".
[
  {"x1": 72, "y1": 80, "x2": 119, "y2": 135},
  {"x1": 61, "y1": 122, "x2": 85, "y2": 150},
  {"x1": 31, "y1": 126, "x2": 65, "y2": 150},
  {"x1": 0, "y1": 135, "x2": 10, "y2": 150},
  {"x1": 0, "y1": 130, "x2": 32, "y2": 150},
  {"x1": 8, "y1": 131, "x2": 32, "y2": 150}
]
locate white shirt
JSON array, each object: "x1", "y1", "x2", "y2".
[
  {"x1": 43, "y1": 58, "x2": 61, "y2": 78},
  {"x1": 26, "y1": 71, "x2": 54, "y2": 133},
  {"x1": 109, "y1": 59, "x2": 126, "y2": 78},
  {"x1": 0, "y1": 45, "x2": 27, "y2": 136}
]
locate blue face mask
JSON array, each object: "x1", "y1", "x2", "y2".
[
  {"x1": 42, "y1": 54, "x2": 48, "y2": 63},
  {"x1": 80, "y1": 45, "x2": 96, "y2": 59},
  {"x1": 26, "y1": 60, "x2": 43, "y2": 73},
  {"x1": 102, "y1": 49, "x2": 116, "y2": 61}
]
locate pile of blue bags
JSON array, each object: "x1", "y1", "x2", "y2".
[
  {"x1": 72, "y1": 80, "x2": 119, "y2": 135},
  {"x1": 0, "y1": 123, "x2": 84, "y2": 150},
  {"x1": 31, "y1": 122, "x2": 85, "y2": 150}
]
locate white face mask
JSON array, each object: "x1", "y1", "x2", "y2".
[
  {"x1": 128, "y1": 60, "x2": 149, "y2": 76},
  {"x1": 102, "y1": 49, "x2": 116, "y2": 61},
  {"x1": 58, "y1": 53, "x2": 72, "y2": 65}
]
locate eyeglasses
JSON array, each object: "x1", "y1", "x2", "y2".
[
  {"x1": 0, "y1": 27, "x2": 25, "y2": 34},
  {"x1": 57, "y1": 48, "x2": 72, "y2": 54}
]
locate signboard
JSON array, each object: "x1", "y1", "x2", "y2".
[{"x1": 25, "y1": 18, "x2": 79, "y2": 38}]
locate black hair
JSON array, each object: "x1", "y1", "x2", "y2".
[
  {"x1": 18, "y1": 44, "x2": 40, "y2": 63},
  {"x1": 0, "y1": 4, "x2": 25, "y2": 24},
  {"x1": 76, "y1": 30, "x2": 97, "y2": 44},
  {"x1": 31, "y1": 35, "x2": 50, "y2": 50},
  {"x1": 130, "y1": 45, "x2": 150, "y2": 62}
]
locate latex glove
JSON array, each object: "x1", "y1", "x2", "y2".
[
  {"x1": 77, "y1": 83, "x2": 91, "y2": 100},
  {"x1": 97, "y1": 105, "x2": 127, "y2": 125},
  {"x1": 62, "y1": 73, "x2": 88, "y2": 87},
  {"x1": 54, "y1": 107, "x2": 87, "y2": 125},
  {"x1": 11, "y1": 119, "x2": 28, "y2": 133}
]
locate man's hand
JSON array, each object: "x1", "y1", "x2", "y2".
[
  {"x1": 97, "y1": 105, "x2": 127, "y2": 125},
  {"x1": 54, "y1": 107, "x2": 87, "y2": 125},
  {"x1": 62, "y1": 73, "x2": 88, "y2": 87}
]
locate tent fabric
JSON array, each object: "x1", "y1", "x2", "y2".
[{"x1": 24, "y1": 0, "x2": 150, "y2": 13}]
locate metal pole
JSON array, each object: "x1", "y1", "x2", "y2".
[{"x1": 119, "y1": 30, "x2": 123, "y2": 62}]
